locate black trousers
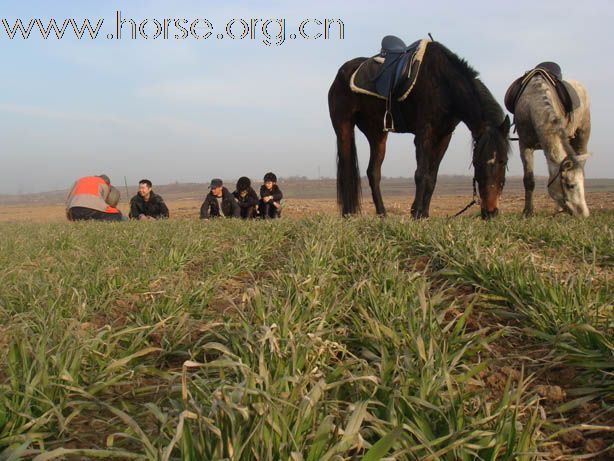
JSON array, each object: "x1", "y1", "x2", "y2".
[
  {"x1": 67, "y1": 207, "x2": 124, "y2": 222},
  {"x1": 239, "y1": 206, "x2": 257, "y2": 219},
  {"x1": 259, "y1": 201, "x2": 280, "y2": 219}
]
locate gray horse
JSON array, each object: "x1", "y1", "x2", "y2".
[{"x1": 512, "y1": 68, "x2": 591, "y2": 217}]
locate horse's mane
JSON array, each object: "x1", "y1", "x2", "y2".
[
  {"x1": 473, "y1": 79, "x2": 510, "y2": 164},
  {"x1": 435, "y1": 42, "x2": 479, "y2": 80},
  {"x1": 521, "y1": 76, "x2": 577, "y2": 159},
  {"x1": 529, "y1": 76, "x2": 566, "y2": 127},
  {"x1": 429, "y1": 42, "x2": 510, "y2": 164},
  {"x1": 473, "y1": 80, "x2": 505, "y2": 125},
  {"x1": 433, "y1": 42, "x2": 504, "y2": 123},
  {"x1": 429, "y1": 42, "x2": 509, "y2": 164}
]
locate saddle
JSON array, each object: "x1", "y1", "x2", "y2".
[
  {"x1": 504, "y1": 62, "x2": 579, "y2": 115},
  {"x1": 350, "y1": 36, "x2": 430, "y2": 132}
]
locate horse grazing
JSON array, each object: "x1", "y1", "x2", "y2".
[
  {"x1": 328, "y1": 39, "x2": 510, "y2": 219},
  {"x1": 510, "y1": 64, "x2": 591, "y2": 217}
]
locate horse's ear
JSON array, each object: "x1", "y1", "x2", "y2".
[
  {"x1": 574, "y1": 153, "x2": 590, "y2": 164},
  {"x1": 499, "y1": 115, "x2": 511, "y2": 134},
  {"x1": 562, "y1": 158, "x2": 575, "y2": 171}
]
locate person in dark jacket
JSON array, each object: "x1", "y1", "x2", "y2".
[
  {"x1": 200, "y1": 178, "x2": 240, "y2": 219},
  {"x1": 259, "y1": 172, "x2": 283, "y2": 219},
  {"x1": 129, "y1": 179, "x2": 169, "y2": 220},
  {"x1": 232, "y1": 176, "x2": 259, "y2": 219}
]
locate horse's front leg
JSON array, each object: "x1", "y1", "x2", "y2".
[
  {"x1": 520, "y1": 144, "x2": 535, "y2": 217},
  {"x1": 412, "y1": 131, "x2": 452, "y2": 218}
]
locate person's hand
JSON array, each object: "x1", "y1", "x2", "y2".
[
  {"x1": 273, "y1": 202, "x2": 280, "y2": 208},
  {"x1": 263, "y1": 196, "x2": 272, "y2": 203},
  {"x1": 138, "y1": 214, "x2": 147, "y2": 220}
]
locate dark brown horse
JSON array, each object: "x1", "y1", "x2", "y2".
[{"x1": 328, "y1": 41, "x2": 510, "y2": 219}]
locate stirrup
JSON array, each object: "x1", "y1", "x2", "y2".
[{"x1": 383, "y1": 110, "x2": 394, "y2": 132}]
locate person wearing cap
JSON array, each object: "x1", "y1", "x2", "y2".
[
  {"x1": 259, "y1": 172, "x2": 283, "y2": 219},
  {"x1": 232, "y1": 176, "x2": 259, "y2": 219},
  {"x1": 199, "y1": 178, "x2": 240, "y2": 219},
  {"x1": 66, "y1": 174, "x2": 125, "y2": 221},
  {"x1": 129, "y1": 179, "x2": 169, "y2": 220}
]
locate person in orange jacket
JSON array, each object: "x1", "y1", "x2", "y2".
[{"x1": 66, "y1": 174, "x2": 125, "y2": 221}]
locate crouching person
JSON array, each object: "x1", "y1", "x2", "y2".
[
  {"x1": 66, "y1": 174, "x2": 124, "y2": 221},
  {"x1": 129, "y1": 179, "x2": 169, "y2": 220},
  {"x1": 233, "y1": 176, "x2": 259, "y2": 219},
  {"x1": 200, "y1": 178, "x2": 240, "y2": 219},
  {"x1": 259, "y1": 172, "x2": 283, "y2": 219}
]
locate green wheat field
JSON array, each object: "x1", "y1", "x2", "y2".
[{"x1": 1, "y1": 214, "x2": 612, "y2": 460}]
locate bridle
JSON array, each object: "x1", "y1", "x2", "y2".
[
  {"x1": 450, "y1": 177, "x2": 479, "y2": 217},
  {"x1": 449, "y1": 127, "x2": 508, "y2": 218},
  {"x1": 546, "y1": 158, "x2": 583, "y2": 217},
  {"x1": 547, "y1": 164, "x2": 563, "y2": 189}
]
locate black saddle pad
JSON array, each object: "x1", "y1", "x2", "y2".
[
  {"x1": 350, "y1": 39, "x2": 429, "y2": 102},
  {"x1": 504, "y1": 67, "x2": 579, "y2": 115}
]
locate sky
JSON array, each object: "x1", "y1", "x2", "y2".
[{"x1": 0, "y1": 0, "x2": 612, "y2": 194}]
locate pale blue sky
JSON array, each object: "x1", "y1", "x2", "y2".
[{"x1": 1, "y1": 0, "x2": 612, "y2": 194}]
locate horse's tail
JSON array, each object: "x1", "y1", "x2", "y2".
[
  {"x1": 328, "y1": 64, "x2": 362, "y2": 215},
  {"x1": 336, "y1": 129, "x2": 361, "y2": 215}
]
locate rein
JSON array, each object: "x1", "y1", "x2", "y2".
[
  {"x1": 547, "y1": 164, "x2": 563, "y2": 189},
  {"x1": 449, "y1": 177, "x2": 480, "y2": 217}
]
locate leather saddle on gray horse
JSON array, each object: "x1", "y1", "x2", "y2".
[
  {"x1": 350, "y1": 36, "x2": 430, "y2": 132},
  {"x1": 504, "y1": 62, "x2": 580, "y2": 115}
]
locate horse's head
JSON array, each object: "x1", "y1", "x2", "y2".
[
  {"x1": 548, "y1": 153, "x2": 590, "y2": 217},
  {"x1": 473, "y1": 115, "x2": 511, "y2": 219}
]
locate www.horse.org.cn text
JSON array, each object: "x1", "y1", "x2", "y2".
[{"x1": 0, "y1": 11, "x2": 345, "y2": 47}]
